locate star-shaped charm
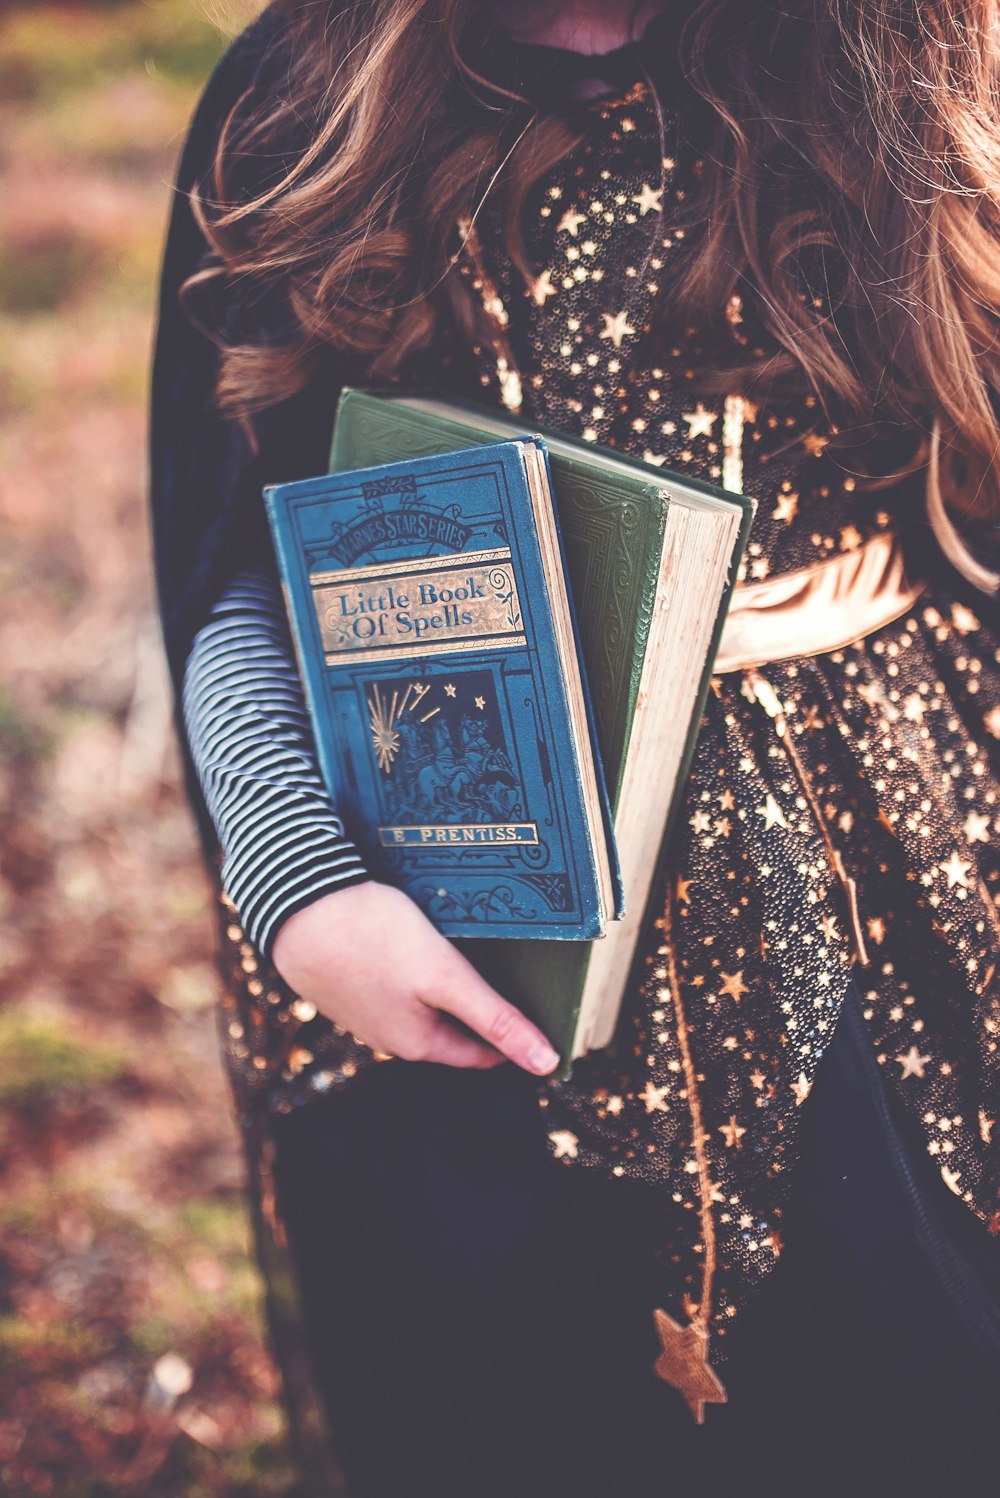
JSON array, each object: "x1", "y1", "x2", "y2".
[
  {"x1": 474, "y1": 695, "x2": 486, "y2": 710},
  {"x1": 600, "y1": 310, "x2": 636, "y2": 348},
  {"x1": 652, "y1": 1312, "x2": 727, "y2": 1423},
  {"x1": 719, "y1": 1115, "x2": 746, "y2": 1149},
  {"x1": 632, "y1": 182, "x2": 663, "y2": 216},
  {"x1": 444, "y1": 682, "x2": 457, "y2": 697},
  {"x1": 683, "y1": 403, "x2": 718, "y2": 439},
  {"x1": 557, "y1": 206, "x2": 586, "y2": 236}
]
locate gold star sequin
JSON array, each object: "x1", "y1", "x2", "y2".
[
  {"x1": 443, "y1": 683, "x2": 457, "y2": 697},
  {"x1": 653, "y1": 1312, "x2": 727, "y2": 1423},
  {"x1": 719, "y1": 1116, "x2": 746, "y2": 1149},
  {"x1": 474, "y1": 695, "x2": 486, "y2": 710},
  {"x1": 941, "y1": 1167, "x2": 962, "y2": 1195},
  {"x1": 963, "y1": 812, "x2": 990, "y2": 845},
  {"x1": 867, "y1": 916, "x2": 886, "y2": 945},
  {"x1": 530, "y1": 270, "x2": 556, "y2": 305},
  {"x1": 803, "y1": 431, "x2": 830, "y2": 457},
  {"x1": 772, "y1": 490, "x2": 799, "y2": 524},
  {"x1": 557, "y1": 207, "x2": 585, "y2": 236},
  {"x1": 756, "y1": 794, "x2": 788, "y2": 831},
  {"x1": 939, "y1": 851, "x2": 973, "y2": 890},
  {"x1": 600, "y1": 310, "x2": 636, "y2": 348},
  {"x1": 549, "y1": 1130, "x2": 579, "y2": 1159},
  {"x1": 896, "y1": 1046, "x2": 930, "y2": 1079},
  {"x1": 951, "y1": 603, "x2": 979, "y2": 635},
  {"x1": 792, "y1": 1073, "x2": 811, "y2": 1105},
  {"x1": 718, "y1": 970, "x2": 748, "y2": 1003},
  {"x1": 632, "y1": 182, "x2": 663, "y2": 215},
  {"x1": 640, "y1": 1081, "x2": 670, "y2": 1113},
  {"x1": 683, "y1": 403, "x2": 717, "y2": 439}
]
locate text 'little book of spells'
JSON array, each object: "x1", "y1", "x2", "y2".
[{"x1": 264, "y1": 440, "x2": 621, "y2": 941}]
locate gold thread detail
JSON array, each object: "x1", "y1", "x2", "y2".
[{"x1": 663, "y1": 881, "x2": 717, "y2": 1326}]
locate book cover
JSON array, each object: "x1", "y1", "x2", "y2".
[
  {"x1": 329, "y1": 389, "x2": 753, "y2": 1071},
  {"x1": 264, "y1": 440, "x2": 618, "y2": 942}
]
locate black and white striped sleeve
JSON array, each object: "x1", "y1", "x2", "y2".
[{"x1": 182, "y1": 565, "x2": 369, "y2": 957}]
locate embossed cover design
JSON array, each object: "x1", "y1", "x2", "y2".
[{"x1": 265, "y1": 441, "x2": 620, "y2": 941}]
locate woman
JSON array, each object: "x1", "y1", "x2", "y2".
[{"x1": 151, "y1": 1, "x2": 1000, "y2": 1493}]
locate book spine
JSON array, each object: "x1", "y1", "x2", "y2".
[{"x1": 263, "y1": 487, "x2": 350, "y2": 810}]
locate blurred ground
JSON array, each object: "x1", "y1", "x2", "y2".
[{"x1": 0, "y1": 4, "x2": 301, "y2": 1493}]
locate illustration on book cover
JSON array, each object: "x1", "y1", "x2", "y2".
[{"x1": 364, "y1": 668, "x2": 540, "y2": 850}]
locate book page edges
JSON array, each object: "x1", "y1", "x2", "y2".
[
  {"x1": 522, "y1": 442, "x2": 617, "y2": 924},
  {"x1": 571, "y1": 500, "x2": 742, "y2": 1057}
]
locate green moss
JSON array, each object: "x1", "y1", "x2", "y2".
[
  {"x1": 127, "y1": 1313, "x2": 176, "y2": 1358},
  {"x1": 0, "y1": 1314, "x2": 106, "y2": 1371},
  {"x1": 178, "y1": 1197, "x2": 251, "y2": 1258},
  {"x1": 0, "y1": 1009, "x2": 127, "y2": 1107},
  {"x1": 0, "y1": 232, "x2": 106, "y2": 316},
  {"x1": 0, "y1": 690, "x2": 49, "y2": 765},
  {"x1": 0, "y1": 1, "x2": 235, "y2": 106}
]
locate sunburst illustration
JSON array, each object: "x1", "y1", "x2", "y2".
[
  {"x1": 367, "y1": 681, "x2": 433, "y2": 772},
  {"x1": 368, "y1": 683, "x2": 402, "y2": 772}
]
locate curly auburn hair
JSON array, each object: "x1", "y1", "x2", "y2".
[{"x1": 186, "y1": 0, "x2": 1000, "y2": 518}]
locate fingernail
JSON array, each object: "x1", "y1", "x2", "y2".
[{"x1": 527, "y1": 1042, "x2": 559, "y2": 1074}]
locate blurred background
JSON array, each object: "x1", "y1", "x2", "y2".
[{"x1": 0, "y1": 3, "x2": 302, "y2": 1493}]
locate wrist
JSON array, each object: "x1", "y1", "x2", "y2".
[{"x1": 269, "y1": 873, "x2": 374, "y2": 969}]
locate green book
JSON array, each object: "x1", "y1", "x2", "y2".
[{"x1": 330, "y1": 388, "x2": 754, "y2": 1071}]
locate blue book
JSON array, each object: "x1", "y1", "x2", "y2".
[{"x1": 264, "y1": 439, "x2": 621, "y2": 941}]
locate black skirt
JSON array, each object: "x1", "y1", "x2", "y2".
[{"x1": 272, "y1": 979, "x2": 1000, "y2": 1498}]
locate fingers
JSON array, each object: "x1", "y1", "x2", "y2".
[
  {"x1": 433, "y1": 975, "x2": 560, "y2": 1075},
  {"x1": 414, "y1": 1018, "x2": 507, "y2": 1070}
]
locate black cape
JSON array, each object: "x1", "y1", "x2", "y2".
[{"x1": 148, "y1": 4, "x2": 354, "y2": 844}]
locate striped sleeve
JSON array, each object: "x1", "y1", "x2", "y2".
[{"x1": 182, "y1": 566, "x2": 369, "y2": 957}]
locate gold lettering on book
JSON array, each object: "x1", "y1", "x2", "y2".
[
  {"x1": 311, "y1": 548, "x2": 526, "y2": 664},
  {"x1": 379, "y1": 823, "x2": 539, "y2": 847}
]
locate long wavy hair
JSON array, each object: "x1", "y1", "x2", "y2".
[{"x1": 187, "y1": 0, "x2": 1000, "y2": 517}]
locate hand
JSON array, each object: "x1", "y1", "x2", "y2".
[{"x1": 271, "y1": 881, "x2": 561, "y2": 1074}]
